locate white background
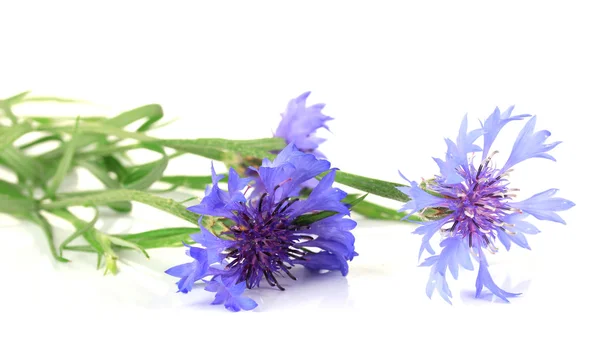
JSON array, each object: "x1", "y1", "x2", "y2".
[{"x1": 0, "y1": 1, "x2": 596, "y2": 351}]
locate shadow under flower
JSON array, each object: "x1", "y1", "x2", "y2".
[{"x1": 184, "y1": 267, "x2": 350, "y2": 312}]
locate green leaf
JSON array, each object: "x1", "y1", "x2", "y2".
[
  {"x1": 102, "y1": 156, "x2": 129, "y2": 182},
  {"x1": 1, "y1": 91, "x2": 30, "y2": 105},
  {"x1": 36, "y1": 104, "x2": 162, "y2": 159},
  {"x1": 160, "y1": 175, "x2": 214, "y2": 190},
  {"x1": 18, "y1": 134, "x2": 63, "y2": 150},
  {"x1": 62, "y1": 245, "x2": 98, "y2": 253},
  {"x1": 0, "y1": 195, "x2": 37, "y2": 214},
  {"x1": 30, "y1": 212, "x2": 69, "y2": 263},
  {"x1": 344, "y1": 194, "x2": 423, "y2": 221},
  {"x1": 0, "y1": 146, "x2": 46, "y2": 182},
  {"x1": 117, "y1": 227, "x2": 198, "y2": 249},
  {"x1": 106, "y1": 236, "x2": 149, "y2": 258},
  {"x1": 45, "y1": 123, "x2": 156, "y2": 141},
  {"x1": 123, "y1": 143, "x2": 168, "y2": 190},
  {"x1": 76, "y1": 160, "x2": 133, "y2": 213},
  {"x1": 67, "y1": 226, "x2": 197, "y2": 251},
  {"x1": 41, "y1": 189, "x2": 200, "y2": 225},
  {"x1": 0, "y1": 179, "x2": 26, "y2": 199},
  {"x1": 0, "y1": 123, "x2": 32, "y2": 151},
  {"x1": 344, "y1": 193, "x2": 368, "y2": 208},
  {"x1": 327, "y1": 171, "x2": 410, "y2": 203},
  {"x1": 293, "y1": 210, "x2": 338, "y2": 226},
  {"x1": 19, "y1": 96, "x2": 88, "y2": 104},
  {"x1": 158, "y1": 138, "x2": 285, "y2": 160},
  {"x1": 46, "y1": 118, "x2": 80, "y2": 197},
  {"x1": 59, "y1": 207, "x2": 100, "y2": 255},
  {"x1": 26, "y1": 116, "x2": 106, "y2": 124},
  {"x1": 75, "y1": 143, "x2": 142, "y2": 158},
  {"x1": 108, "y1": 104, "x2": 164, "y2": 131},
  {"x1": 119, "y1": 227, "x2": 198, "y2": 241}
]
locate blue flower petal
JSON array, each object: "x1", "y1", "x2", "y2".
[
  {"x1": 190, "y1": 224, "x2": 231, "y2": 264},
  {"x1": 187, "y1": 165, "x2": 247, "y2": 218},
  {"x1": 289, "y1": 170, "x2": 349, "y2": 217},
  {"x1": 413, "y1": 216, "x2": 452, "y2": 259},
  {"x1": 274, "y1": 92, "x2": 333, "y2": 154},
  {"x1": 258, "y1": 144, "x2": 330, "y2": 199},
  {"x1": 298, "y1": 252, "x2": 349, "y2": 276},
  {"x1": 165, "y1": 247, "x2": 209, "y2": 294},
  {"x1": 397, "y1": 172, "x2": 446, "y2": 216},
  {"x1": 509, "y1": 189, "x2": 575, "y2": 224},
  {"x1": 502, "y1": 116, "x2": 561, "y2": 171},
  {"x1": 475, "y1": 259, "x2": 520, "y2": 302},
  {"x1": 205, "y1": 276, "x2": 257, "y2": 312},
  {"x1": 480, "y1": 106, "x2": 529, "y2": 159}
]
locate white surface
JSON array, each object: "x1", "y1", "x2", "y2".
[{"x1": 0, "y1": 1, "x2": 596, "y2": 351}]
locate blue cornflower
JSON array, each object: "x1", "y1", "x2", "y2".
[
  {"x1": 165, "y1": 144, "x2": 357, "y2": 311},
  {"x1": 398, "y1": 107, "x2": 574, "y2": 303},
  {"x1": 274, "y1": 92, "x2": 333, "y2": 158}
]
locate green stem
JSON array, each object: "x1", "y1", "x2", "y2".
[
  {"x1": 38, "y1": 124, "x2": 156, "y2": 142},
  {"x1": 41, "y1": 189, "x2": 200, "y2": 225}
]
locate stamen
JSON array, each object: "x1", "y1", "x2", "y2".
[
  {"x1": 279, "y1": 198, "x2": 300, "y2": 213},
  {"x1": 258, "y1": 193, "x2": 267, "y2": 212},
  {"x1": 500, "y1": 227, "x2": 517, "y2": 235},
  {"x1": 483, "y1": 204, "x2": 496, "y2": 211}
]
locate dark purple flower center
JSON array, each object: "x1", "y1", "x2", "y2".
[{"x1": 224, "y1": 194, "x2": 308, "y2": 290}]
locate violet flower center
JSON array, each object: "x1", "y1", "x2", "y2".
[
  {"x1": 437, "y1": 153, "x2": 521, "y2": 252},
  {"x1": 225, "y1": 193, "x2": 306, "y2": 290}
]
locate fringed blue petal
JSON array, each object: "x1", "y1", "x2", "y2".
[
  {"x1": 509, "y1": 189, "x2": 575, "y2": 224},
  {"x1": 502, "y1": 116, "x2": 562, "y2": 171}
]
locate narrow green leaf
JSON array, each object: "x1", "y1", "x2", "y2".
[
  {"x1": 1, "y1": 91, "x2": 30, "y2": 105},
  {"x1": 0, "y1": 146, "x2": 46, "y2": 182},
  {"x1": 293, "y1": 210, "x2": 338, "y2": 226},
  {"x1": 74, "y1": 227, "x2": 197, "y2": 251},
  {"x1": 160, "y1": 175, "x2": 213, "y2": 190},
  {"x1": 18, "y1": 134, "x2": 63, "y2": 150},
  {"x1": 0, "y1": 195, "x2": 37, "y2": 214},
  {"x1": 0, "y1": 179, "x2": 26, "y2": 198},
  {"x1": 62, "y1": 245, "x2": 98, "y2": 253},
  {"x1": 30, "y1": 212, "x2": 69, "y2": 263},
  {"x1": 41, "y1": 189, "x2": 200, "y2": 225},
  {"x1": 76, "y1": 143, "x2": 141, "y2": 158},
  {"x1": 344, "y1": 194, "x2": 423, "y2": 221},
  {"x1": 158, "y1": 138, "x2": 285, "y2": 160},
  {"x1": 106, "y1": 236, "x2": 149, "y2": 258},
  {"x1": 46, "y1": 118, "x2": 80, "y2": 197},
  {"x1": 327, "y1": 171, "x2": 410, "y2": 203},
  {"x1": 102, "y1": 156, "x2": 129, "y2": 182},
  {"x1": 123, "y1": 143, "x2": 168, "y2": 190},
  {"x1": 76, "y1": 160, "x2": 133, "y2": 213},
  {"x1": 119, "y1": 227, "x2": 198, "y2": 241},
  {"x1": 0, "y1": 123, "x2": 32, "y2": 151},
  {"x1": 35, "y1": 104, "x2": 162, "y2": 159},
  {"x1": 42, "y1": 123, "x2": 156, "y2": 141},
  {"x1": 344, "y1": 193, "x2": 368, "y2": 208},
  {"x1": 26, "y1": 116, "x2": 106, "y2": 124},
  {"x1": 108, "y1": 104, "x2": 164, "y2": 131},
  {"x1": 19, "y1": 96, "x2": 88, "y2": 104},
  {"x1": 50, "y1": 209, "x2": 105, "y2": 256},
  {"x1": 59, "y1": 207, "x2": 100, "y2": 255}
]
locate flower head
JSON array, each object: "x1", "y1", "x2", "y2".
[
  {"x1": 166, "y1": 144, "x2": 357, "y2": 311},
  {"x1": 398, "y1": 107, "x2": 574, "y2": 303},
  {"x1": 274, "y1": 92, "x2": 333, "y2": 158}
]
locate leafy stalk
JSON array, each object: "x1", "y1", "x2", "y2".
[{"x1": 41, "y1": 189, "x2": 200, "y2": 225}]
